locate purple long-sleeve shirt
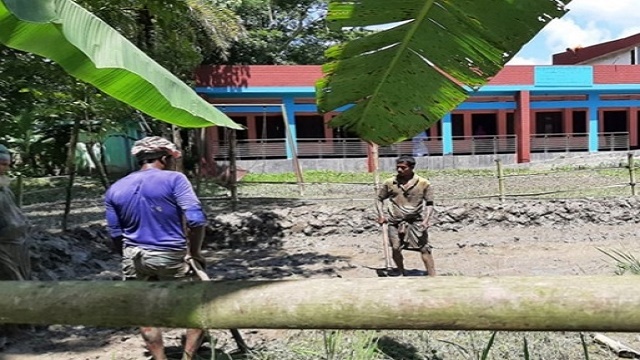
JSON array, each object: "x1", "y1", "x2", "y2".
[{"x1": 105, "y1": 168, "x2": 207, "y2": 251}]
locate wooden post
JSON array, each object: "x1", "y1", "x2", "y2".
[
  {"x1": 15, "y1": 174, "x2": 23, "y2": 208},
  {"x1": 62, "y1": 116, "x2": 81, "y2": 231},
  {"x1": 628, "y1": 153, "x2": 636, "y2": 196},
  {"x1": 495, "y1": 159, "x2": 505, "y2": 203},
  {"x1": 227, "y1": 128, "x2": 238, "y2": 210}
]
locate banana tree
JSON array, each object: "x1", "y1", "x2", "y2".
[
  {"x1": 317, "y1": 0, "x2": 573, "y2": 145},
  {"x1": 0, "y1": 0, "x2": 241, "y2": 130}
]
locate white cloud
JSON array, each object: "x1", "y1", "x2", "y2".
[
  {"x1": 515, "y1": 0, "x2": 640, "y2": 63},
  {"x1": 542, "y1": 17, "x2": 612, "y2": 53},
  {"x1": 566, "y1": 0, "x2": 638, "y2": 28},
  {"x1": 620, "y1": 26, "x2": 640, "y2": 39},
  {"x1": 507, "y1": 56, "x2": 547, "y2": 65}
]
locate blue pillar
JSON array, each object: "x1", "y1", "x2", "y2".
[
  {"x1": 283, "y1": 96, "x2": 298, "y2": 159},
  {"x1": 587, "y1": 93, "x2": 599, "y2": 153},
  {"x1": 442, "y1": 113, "x2": 453, "y2": 155}
]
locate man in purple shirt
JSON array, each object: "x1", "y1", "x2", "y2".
[{"x1": 105, "y1": 136, "x2": 207, "y2": 360}]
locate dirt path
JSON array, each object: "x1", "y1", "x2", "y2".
[{"x1": 2, "y1": 221, "x2": 637, "y2": 360}]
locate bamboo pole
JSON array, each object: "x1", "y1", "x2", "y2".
[
  {"x1": 495, "y1": 159, "x2": 505, "y2": 203},
  {"x1": 628, "y1": 153, "x2": 636, "y2": 196},
  {"x1": 227, "y1": 128, "x2": 238, "y2": 210},
  {"x1": 2, "y1": 277, "x2": 640, "y2": 331},
  {"x1": 370, "y1": 143, "x2": 392, "y2": 269}
]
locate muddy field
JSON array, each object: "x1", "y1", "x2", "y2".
[{"x1": 3, "y1": 165, "x2": 640, "y2": 359}]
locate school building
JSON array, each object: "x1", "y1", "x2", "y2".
[{"x1": 194, "y1": 33, "x2": 640, "y2": 171}]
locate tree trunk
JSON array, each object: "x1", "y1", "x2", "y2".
[
  {"x1": 87, "y1": 141, "x2": 110, "y2": 190},
  {"x1": 227, "y1": 128, "x2": 238, "y2": 210},
  {"x1": 172, "y1": 125, "x2": 184, "y2": 173},
  {"x1": 0, "y1": 277, "x2": 640, "y2": 331},
  {"x1": 195, "y1": 128, "x2": 205, "y2": 195},
  {"x1": 62, "y1": 117, "x2": 81, "y2": 231},
  {"x1": 136, "y1": 6, "x2": 153, "y2": 53}
]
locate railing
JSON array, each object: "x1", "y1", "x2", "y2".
[
  {"x1": 530, "y1": 132, "x2": 629, "y2": 153},
  {"x1": 598, "y1": 132, "x2": 630, "y2": 151},
  {"x1": 452, "y1": 135, "x2": 517, "y2": 155},
  {"x1": 379, "y1": 137, "x2": 444, "y2": 157},
  {"x1": 210, "y1": 139, "x2": 287, "y2": 159},
  {"x1": 298, "y1": 138, "x2": 368, "y2": 158},
  {"x1": 531, "y1": 133, "x2": 590, "y2": 153},
  {"x1": 208, "y1": 133, "x2": 628, "y2": 160}
]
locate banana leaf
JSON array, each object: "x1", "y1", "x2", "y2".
[
  {"x1": 317, "y1": 0, "x2": 572, "y2": 145},
  {"x1": 0, "y1": 0, "x2": 240, "y2": 129}
]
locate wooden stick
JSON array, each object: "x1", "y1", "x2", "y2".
[
  {"x1": 593, "y1": 333, "x2": 640, "y2": 358},
  {"x1": 381, "y1": 223, "x2": 393, "y2": 269},
  {"x1": 628, "y1": 153, "x2": 636, "y2": 196},
  {"x1": 187, "y1": 258, "x2": 251, "y2": 354},
  {"x1": 495, "y1": 158, "x2": 505, "y2": 203}
]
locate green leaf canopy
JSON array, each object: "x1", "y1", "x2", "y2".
[
  {"x1": 0, "y1": 0, "x2": 241, "y2": 129},
  {"x1": 317, "y1": 0, "x2": 572, "y2": 145}
]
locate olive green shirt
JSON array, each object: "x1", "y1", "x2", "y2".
[{"x1": 377, "y1": 174, "x2": 434, "y2": 222}]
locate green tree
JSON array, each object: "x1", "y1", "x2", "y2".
[
  {"x1": 214, "y1": 0, "x2": 367, "y2": 65},
  {"x1": 78, "y1": 0, "x2": 246, "y2": 80},
  {"x1": 0, "y1": 0, "x2": 246, "y2": 175}
]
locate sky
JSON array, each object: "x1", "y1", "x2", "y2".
[{"x1": 509, "y1": 0, "x2": 640, "y2": 65}]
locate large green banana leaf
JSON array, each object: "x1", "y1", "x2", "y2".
[
  {"x1": 317, "y1": 0, "x2": 572, "y2": 145},
  {"x1": 0, "y1": 0, "x2": 241, "y2": 129}
]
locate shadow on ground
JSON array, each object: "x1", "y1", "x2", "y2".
[{"x1": 377, "y1": 335, "x2": 442, "y2": 360}]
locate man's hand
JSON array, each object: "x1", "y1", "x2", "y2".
[{"x1": 377, "y1": 216, "x2": 387, "y2": 225}]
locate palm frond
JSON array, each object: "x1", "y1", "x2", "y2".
[
  {"x1": 317, "y1": 0, "x2": 572, "y2": 144},
  {"x1": 0, "y1": 0, "x2": 241, "y2": 129}
]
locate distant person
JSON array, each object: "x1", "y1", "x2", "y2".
[
  {"x1": 412, "y1": 131, "x2": 429, "y2": 157},
  {"x1": 0, "y1": 144, "x2": 31, "y2": 281},
  {"x1": 376, "y1": 155, "x2": 436, "y2": 276},
  {"x1": 105, "y1": 136, "x2": 207, "y2": 360}
]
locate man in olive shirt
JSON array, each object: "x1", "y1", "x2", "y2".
[{"x1": 376, "y1": 155, "x2": 436, "y2": 276}]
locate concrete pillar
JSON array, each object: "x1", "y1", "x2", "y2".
[
  {"x1": 515, "y1": 91, "x2": 531, "y2": 163},
  {"x1": 442, "y1": 113, "x2": 453, "y2": 155},
  {"x1": 497, "y1": 110, "x2": 507, "y2": 136},
  {"x1": 431, "y1": 121, "x2": 439, "y2": 138},
  {"x1": 563, "y1": 108, "x2": 573, "y2": 134},
  {"x1": 629, "y1": 108, "x2": 638, "y2": 148},
  {"x1": 323, "y1": 113, "x2": 334, "y2": 139},
  {"x1": 247, "y1": 115, "x2": 257, "y2": 140},
  {"x1": 587, "y1": 93, "x2": 599, "y2": 153},
  {"x1": 463, "y1": 112, "x2": 473, "y2": 137},
  {"x1": 283, "y1": 96, "x2": 298, "y2": 160}
]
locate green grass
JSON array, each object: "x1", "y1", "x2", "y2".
[
  {"x1": 231, "y1": 330, "x2": 600, "y2": 360},
  {"x1": 597, "y1": 248, "x2": 640, "y2": 275}
]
